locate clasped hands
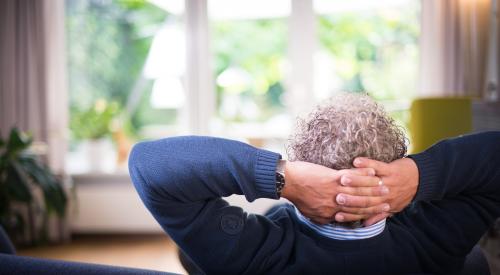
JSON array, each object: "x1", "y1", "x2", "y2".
[{"x1": 280, "y1": 157, "x2": 419, "y2": 226}]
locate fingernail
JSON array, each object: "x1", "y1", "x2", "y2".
[
  {"x1": 383, "y1": 204, "x2": 390, "y2": 211},
  {"x1": 354, "y1": 158, "x2": 362, "y2": 166},
  {"x1": 341, "y1": 176, "x2": 351, "y2": 186},
  {"x1": 381, "y1": 186, "x2": 389, "y2": 195},
  {"x1": 368, "y1": 168, "x2": 375, "y2": 176},
  {"x1": 336, "y1": 214, "x2": 344, "y2": 222},
  {"x1": 337, "y1": 194, "x2": 346, "y2": 205}
]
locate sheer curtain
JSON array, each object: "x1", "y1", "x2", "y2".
[
  {"x1": 0, "y1": 0, "x2": 69, "y2": 243},
  {"x1": 419, "y1": 0, "x2": 496, "y2": 98},
  {"x1": 0, "y1": 0, "x2": 67, "y2": 173}
]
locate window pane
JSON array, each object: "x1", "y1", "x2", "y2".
[
  {"x1": 66, "y1": 0, "x2": 185, "y2": 173},
  {"x1": 314, "y1": 0, "x2": 419, "y2": 101},
  {"x1": 209, "y1": 0, "x2": 291, "y2": 150}
]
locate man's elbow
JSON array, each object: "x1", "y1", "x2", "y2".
[
  {"x1": 128, "y1": 141, "x2": 148, "y2": 170},
  {"x1": 128, "y1": 139, "x2": 179, "y2": 191},
  {"x1": 128, "y1": 141, "x2": 156, "y2": 192},
  {"x1": 128, "y1": 139, "x2": 185, "y2": 205}
]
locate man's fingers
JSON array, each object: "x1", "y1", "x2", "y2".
[
  {"x1": 332, "y1": 168, "x2": 375, "y2": 182},
  {"x1": 336, "y1": 193, "x2": 385, "y2": 207},
  {"x1": 363, "y1": 213, "x2": 391, "y2": 226},
  {"x1": 353, "y1": 157, "x2": 389, "y2": 175},
  {"x1": 340, "y1": 168, "x2": 376, "y2": 177},
  {"x1": 339, "y1": 174, "x2": 386, "y2": 188},
  {"x1": 308, "y1": 216, "x2": 332, "y2": 225},
  {"x1": 338, "y1": 204, "x2": 390, "y2": 215},
  {"x1": 299, "y1": 210, "x2": 334, "y2": 224},
  {"x1": 334, "y1": 212, "x2": 366, "y2": 223},
  {"x1": 337, "y1": 185, "x2": 389, "y2": 196}
]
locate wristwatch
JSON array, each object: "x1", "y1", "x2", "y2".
[{"x1": 275, "y1": 159, "x2": 286, "y2": 197}]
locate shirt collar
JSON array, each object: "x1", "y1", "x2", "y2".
[{"x1": 294, "y1": 207, "x2": 386, "y2": 240}]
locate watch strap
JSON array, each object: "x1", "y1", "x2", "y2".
[{"x1": 275, "y1": 160, "x2": 286, "y2": 197}]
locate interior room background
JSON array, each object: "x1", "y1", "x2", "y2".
[{"x1": 0, "y1": 0, "x2": 498, "y2": 271}]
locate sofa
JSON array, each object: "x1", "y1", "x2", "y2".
[
  {"x1": 0, "y1": 226, "x2": 177, "y2": 275},
  {"x1": 0, "y1": 225, "x2": 490, "y2": 274}
]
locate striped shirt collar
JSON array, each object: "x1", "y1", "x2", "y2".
[{"x1": 295, "y1": 207, "x2": 386, "y2": 240}]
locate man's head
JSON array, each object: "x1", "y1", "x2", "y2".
[{"x1": 287, "y1": 93, "x2": 407, "y2": 170}]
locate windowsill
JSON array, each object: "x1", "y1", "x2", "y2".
[{"x1": 70, "y1": 172, "x2": 131, "y2": 185}]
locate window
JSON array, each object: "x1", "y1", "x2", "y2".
[
  {"x1": 66, "y1": 0, "x2": 419, "y2": 173},
  {"x1": 314, "y1": 0, "x2": 420, "y2": 125},
  {"x1": 66, "y1": 0, "x2": 184, "y2": 173},
  {"x1": 210, "y1": 1, "x2": 288, "y2": 123},
  {"x1": 208, "y1": 0, "x2": 291, "y2": 151}
]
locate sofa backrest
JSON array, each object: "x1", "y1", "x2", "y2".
[{"x1": 0, "y1": 225, "x2": 16, "y2": 255}]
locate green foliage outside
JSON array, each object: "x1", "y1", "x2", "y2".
[
  {"x1": 318, "y1": 7, "x2": 419, "y2": 100},
  {"x1": 212, "y1": 19, "x2": 287, "y2": 122},
  {"x1": 70, "y1": 99, "x2": 120, "y2": 140},
  {"x1": 318, "y1": 5, "x2": 419, "y2": 129},
  {"x1": 66, "y1": 1, "x2": 419, "y2": 136},
  {"x1": 66, "y1": 0, "x2": 167, "y2": 140}
]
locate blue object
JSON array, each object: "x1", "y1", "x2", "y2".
[
  {"x1": 0, "y1": 226, "x2": 178, "y2": 274},
  {"x1": 129, "y1": 133, "x2": 499, "y2": 274}
]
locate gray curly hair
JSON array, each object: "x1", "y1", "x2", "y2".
[{"x1": 287, "y1": 93, "x2": 407, "y2": 170}]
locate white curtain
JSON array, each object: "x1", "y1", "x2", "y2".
[
  {"x1": 419, "y1": 0, "x2": 496, "y2": 98},
  {"x1": 0, "y1": 0, "x2": 67, "y2": 173}
]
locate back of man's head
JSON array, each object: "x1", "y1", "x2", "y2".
[{"x1": 287, "y1": 93, "x2": 407, "y2": 170}]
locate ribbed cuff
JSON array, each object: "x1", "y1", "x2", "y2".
[
  {"x1": 407, "y1": 151, "x2": 440, "y2": 202},
  {"x1": 254, "y1": 149, "x2": 281, "y2": 199}
]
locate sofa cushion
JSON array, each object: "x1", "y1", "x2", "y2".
[{"x1": 0, "y1": 254, "x2": 177, "y2": 275}]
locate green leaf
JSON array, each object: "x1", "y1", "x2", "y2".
[
  {"x1": 18, "y1": 157, "x2": 67, "y2": 217},
  {"x1": 5, "y1": 164, "x2": 32, "y2": 203},
  {"x1": 116, "y1": 0, "x2": 146, "y2": 9},
  {"x1": 7, "y1": 128, "x2": 32, "y2": 154},
  {"x1": 43, "y1": 183, "x2": 67, "y2": 217}
]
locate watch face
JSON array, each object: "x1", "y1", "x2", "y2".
[
  {"x1": 276, "y1": 172, "x2": 286, "y2": 195},
  {"x1": 276, "y1": 172, "x2": 285, "y2": 183}
]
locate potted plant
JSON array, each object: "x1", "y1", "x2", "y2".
[
  {"x1": 0, "y1": 128, "x2": 67, "y2": 246},
  {"x1": 70, "y1": 99, "x2": 120, "y2": 172}
]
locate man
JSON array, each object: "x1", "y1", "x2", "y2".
[{"x1": 129, "y1": 94, "x2": 500, "y2": 274}]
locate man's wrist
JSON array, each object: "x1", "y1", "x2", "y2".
[
  {"x1": 254, "y1": 150, "x2": 282, "y2": 199},
  {"x1": 405, "y1": 158, "x2": 419, "y2": 203},
  {"x1": 280, "y1": 160, "x2": 296, "y2": 200},
  {"x1": 275, "y1": 160, "x2": 287, "y2": 198},
  {"x1": 407, "y1": 153, "x2": 434, "y2": 202}
]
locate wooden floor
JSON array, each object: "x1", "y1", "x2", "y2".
[{"x1": 17, "y1": 234, "x2": 187, "y2": 274}]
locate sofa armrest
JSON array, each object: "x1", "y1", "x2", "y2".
[
  {"x1": 0, "y1": 226, "x2": 15, "y2": 255},
  {"x1": 0, "y1": 253, "x2": 178, "y2": 275},
  {"x1": 458, "y1": 245, "x2": 490, "y2": 275}
]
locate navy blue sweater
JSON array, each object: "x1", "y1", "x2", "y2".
[{"x1": 129, "y1": 132, "x2": 500, "y2": 274}]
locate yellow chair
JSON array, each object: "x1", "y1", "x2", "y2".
[{"x1": 409, "y1": 97, "x2": 472, "y2": 154}]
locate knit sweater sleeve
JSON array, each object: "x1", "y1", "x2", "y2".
[
  {"x1": 128, "y1": 136, "x2": 292, "y2": 274},
  {"x1": 408, "y1": 131, "x2": 500, "y2": 202},
  {"x1": 396, "y1": 132, "x2": 500, "y2": 272}
]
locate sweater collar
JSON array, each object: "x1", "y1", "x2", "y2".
[{"x1": 294, "y1": 207, "x2": 386, "y2": 240}]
